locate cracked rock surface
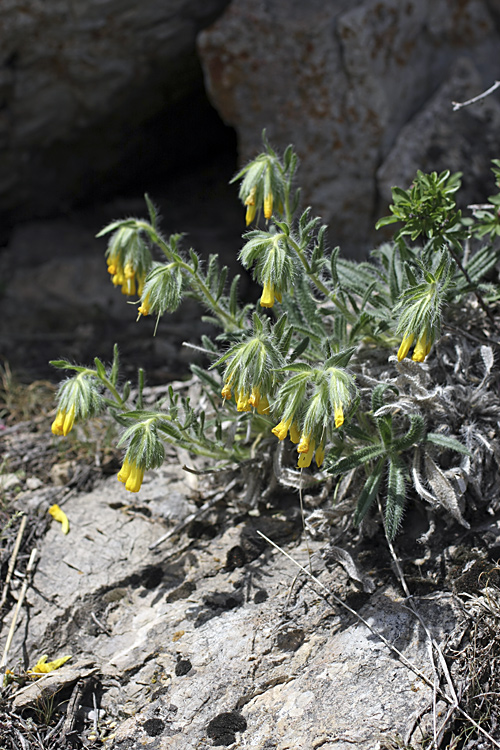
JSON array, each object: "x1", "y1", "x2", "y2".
[{"x1": 3, "y1": 453, "x2": 461, "y2": 748}]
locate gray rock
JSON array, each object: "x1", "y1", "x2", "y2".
[
  {"x1": 2, "y1": 462, "x2": 459, "y2": 748},
  {"x1": 377, "y1": 58, "x2": 500, "y2": 212},
  {"x1": 198, "y1": 0, "x2": 500, "y2": 255},
  {"x1": 0, "y1": 0, "x2": 230, "y2": 224}
]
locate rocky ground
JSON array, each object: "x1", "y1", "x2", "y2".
[
  {"x1": 0, "y1": 365, "x2": 499, "y2": 748},
  {"x1": 0, "y1": 153, "x2": 500, "y2": 748}
]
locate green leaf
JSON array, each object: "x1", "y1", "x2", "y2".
[
  {"x1": 110, "y1": 344, "x2": 120, "y2": 386},
  {"x1": 94, "y1": 357, "x2": 107, "y2": 380},
  {"x1": 425, "y1": 433, "x2": 470, "y2": 455},
  {"x1": 229, "y1": 274, "x2": 240, "y2": 317},
  {"x1": 190, "y1": 364, "x2": 221, "y2": 392},
  {"x1": 289, "y1": 336, "x2": 310, "y2": 363},
  {"x1": 391, "y1": 414, "x2": 426, "y2": 452},
  {"x1": 328, "y1": 444, "x2": 387, "y2": 475},
  {"x1": 375, "y1": 215, "x2": 400, "y2": 230},
  {"x1": 353, "y1": 459, "x2": 385, "y2": 525},
  {"x1": 385, "y1": 457, "x2": 407, "y2": 540},
  {"x1": 144, "y1": 193, "x2": 158, "y2": 228}
]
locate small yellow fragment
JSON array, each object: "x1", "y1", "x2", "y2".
[
  {"x1": 30, "y1": 654, "x2": 72, "y2": 674},
  {"x1": 49, "y1": 504, "x2": 70, "y2": 535}
]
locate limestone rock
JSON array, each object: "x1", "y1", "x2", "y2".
[
  {"x1": 198, "y1": 0, "x2": 500, "y2": 255},
  {"x1": 2, "y1": 464, "x2": 460, "y2": 748},
  {"x1": 377, "y1": 58, "x2": 500, "y2": 212}
]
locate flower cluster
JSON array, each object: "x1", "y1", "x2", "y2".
[
  {"x1": 102, "y1": 223, "x2": 153, "y2": 298},
  {"x1": 51, "y1": 373, "x2": 102, "y2": 436}
]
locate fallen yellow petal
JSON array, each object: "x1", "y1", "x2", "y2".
[
  {"x1": 49, "y1": 504, "x2": 70, "y2": 535},
  {"x1": 30, "y1": 654, "x2": 72, "y2": 674}
]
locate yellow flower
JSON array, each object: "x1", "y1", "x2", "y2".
[
  {"x1": 264, "y1": 191, "x2": 273, "y2": 219},
  {"x1": 289, "y1": 422, "x2": 301, "y2": 443},
  {"x1": 137, "y1": 294, "x2": 151, "y2": 317},
  {"x1": 29, "y1": 654, "x2": 72, "y2": 675},
  {"x1": 412, "y1": 330, "x2": 432, "y2": 362},
  {"x1": 49, "y1": 504, "x2": 70, "y2": 535},
  {"x1": 221, "y1": 382, "x2": 232, "y2": 401},
  {"x1": 297, "y1": 439, "x2": 315, "y2": 468},
  {"x1": 245, "y1": 186, "x2": 257, "y2": 226},
  {"x1": 117, "y1": 457, "x2": 145, "y2": 493},
  {"x1": 248, "y1": 387, "x2": 270, "y2": 415},
  {"x1": 272, "y1": 416, "x2": 293, "y2": 441},
  {"x1": 51, "y1": 404, "x2": 76, "y2": 436},
  {"x1": 260, "y1": 280, "x2": 276, "y2": 308},
  {"x1": 315, "y1": 442, "x2": 325, "y2": 468},
  {"x1": 297, "y1": 432, "x2": 312, "y2": 454},
  {"x1": 334, "y1": 403, "x2": 344, "y2": 429},
  {"x1": 236, "y1": 390, "x2": 252, "y2": 412},
  {"x1": 397, "y1": 332, "x2": 415, "y2": 362}
]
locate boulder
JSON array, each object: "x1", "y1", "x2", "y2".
[
  {"x1": 198, "y1": 0, "x2": 500, "y2": 255},
  {"x1": 0, "y1": 0, "x2": 231, "y2": 226}
]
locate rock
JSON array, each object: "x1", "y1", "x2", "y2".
[
  {"x1": 0, "y1": 0, "x2": 231, "y2": 227},
  {"x1": 2, "y1": 461, "x2": 460, "y2": 748},
  {"x1": 377, "y1": 58, "x2": 500, "y2": 213},
  {"x1": 0, "y1": 472, "x2": 23, "y2": 492},
  {"x1": 198, "y1": 0, "x2": 500, "y2": 255}
]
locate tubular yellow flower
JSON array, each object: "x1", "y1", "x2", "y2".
[
  {"x1": 117, "y1": 457, "x2": 145, "y2": 493},
  {"x1": 112, "y1": 272, "x2": 124, "y2": 287},
  {"x1": 289, "y1": 422, "x2": 301, "y2": 443},
  {"x1": 137, "y1": 294, "x2": 151, "y2": 317},
  {"x1": 272, "y1": 416, "x2": 293, "y2": 441},
  {"x1": 260, "y1": 280, "x2": 275, "y2": 308},
  {"x1": 297, "y1": 439, "x2": 315, "y2": 468},
  {"x1": 51, "y1": 404, "x2": 76, "y2": 436},
  {"x1": 248, "y1": 387, "x2": 270, "y2": 414},
  {"x1": 49, "y1": 504, "x2": 70, "y2": 535},
  {"x1": 315, "y1": 442, "x2": 325, "y2": 468},
  {"x1": 236, "y1": 390, "x2": 252, "y2": 412},
  {"x1": 29, "y1": 654, "x2": 72, "y2": 674},
  {"x1": 264, "y1": 191, "x2": 273, "y2": 219},
  {"x1": 221, "y1": 382, "x2": 232, "y2": 401},
  {"x1": 297, "y1": 432, "x2": 312, "y2": 454},
  {"x1": 397, "y1": 332, "x2": 415, "y2": 362},
  {"x1": 334, "y1": 403, "x2": 344, "y2": 429},
  {"x1": 412, "y1": 330, "x2": 432, "y2": 362},
  {"x1": 245, "y1": 186, "x2": 257, "y2": 226}
]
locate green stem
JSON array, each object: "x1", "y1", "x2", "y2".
[
  {"x1": 285, "y1": 236, "x2": 356, "y2": 322},
  {"x1": 144, "y1": 225, "x2": 243, "y2": 331}
]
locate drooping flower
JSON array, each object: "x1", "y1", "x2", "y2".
[
  {"x1": 264, "y1": 191, "x2": 273, "y2": 219},
  {"x1": 260, "y1": 280, "x2": 282, "y2": 308},
  {"x1": 272, "y1": 416, "x2": 293, "y2": 441},
  {"x1": 315, "y1": 441, "x2": 325, "y2": 468},
  {"x1": 221, "y1": 381, "x2": 232, "y2": 401},
  {"x1": 334, "y1": 403, "x2": 344, "y2": 429},
  {"x1": 117, "y1": 457, "x2": 145, "y2": 493},
  {"x1": 51, "y1": 404, "x2": 76, "y2": 436},
  {"x1": 245, "y1": 186, "x2": 257, "y2": 226},
  {"x1": 248, "y1": 387, "x2": 270, "y2": 415},
  {"x1": 289, "y1": 422, "x2": 301, "y2": 443},
  {"x1": 397, "y1": 332, "x2": 415, "y2": 362},
  {"x1": 412, "y1": 330, "x2": 432, "y2": 362},
  {"x1": 297, "y1": 432, "x2": 312, "y2": 455},
  {"x1": 236, "y1": 390, "x2": 252, "y2": 412},
  {"x1": 297, "y1": 438, "x2": 315, "y2": 468}
]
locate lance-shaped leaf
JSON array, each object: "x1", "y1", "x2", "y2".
[
  {"x1": 353, "y1": 458, "x2": 385, "y2": 526},
  {"x1": 385, "y1": 456, "x2": 407, "y2": 541}
]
